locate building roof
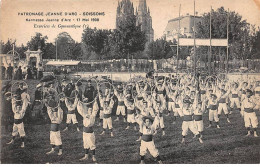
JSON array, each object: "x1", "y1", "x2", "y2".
[
  {"x1": 168, "y1": 15, "x2": 201, "y2": 23},
  {"x1": 46, "y1": 60, "x2": 81, "y2": 66},
  {"x1": 164, "y1": 15, "x2": 201, "y2": 33}
]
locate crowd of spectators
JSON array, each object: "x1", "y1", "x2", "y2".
[{"x1": 1, "y1": 63, "x2": 44, "y2": 80}]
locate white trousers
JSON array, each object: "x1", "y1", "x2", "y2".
[
  {"x1": 66, "y1": 114, "x2": 78, "y2": 124},
  {"x1": 83, "y1": 132, "x2": 96, "y2": 150},
  {"x1": 218, "y1": 103, "x2": 229, "y2": 115},
  {"x1": 127, "y1": 114, "x2": 136, "y2": 123},
  {"x1": 140, "y1": 140, "x2": 159, "y2": 157},
  {"x1": 103, "y1": 117, "x2": 113, "y2": 129},
  {"x1": 230, "y1": 98, "x2": 240, "y2": 108},
  {"x1": 12, "y1": 122, "x2": 25, "y2": 137},
  {"x1": 116, "y1": 106, "x2": 126, "y2": 116},
  {"x1": 244, "y1": 112, "x2": 258, "y2": 128},
  {"x1": 209, "y1": 110, "x2": 219, "y2": 122},
  {"x1": 194, "y1": 120, "x2": 204, "y2": 132},
  {"x1": 182, "y1": 121, "x2": 199, "y2": 136},
  {"x1": 50, "y1": 131, "x2": 62, "y2": 146}
]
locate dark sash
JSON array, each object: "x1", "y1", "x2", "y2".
[
  {"x1": 142, "y1": 135, "x2": 153, "y2": 142},
  {"x1": 68, "y1": 110, "x2": 75, "y2": 114},
  {"x1": 232, "y1": 94, "x2": 238, "y2": 98},
  {"x1": 157, "y1": 91, "x2": 163, "y2": 94},
  {"x1": 103, "y1": 114, "x2": 111, "y2": 118},
  {"x1": 118, "y1": 101, "x2": 124, "y2": 106},
  {"x1": 168, "y1": 98, "x2": 174, "y2": 102},
  {"x1": 200, "y1": 90, "x2": 206, "y2": 94},
  {"x1": 219, "y1": 98, "x2": 226, "y2": 103},
  {"x1": 210, "y1": 105, "x2": 217, "y2": 110},
  {"x1": 244, "y1": 108, "x2": 254, "y2": 113},
  {"x1": 175, "y1": 104, "x2": 180, "y2": 108},
  {"x1": 50, "y1": 123, "x2": 59, "y2": 132},
  {"x1": 183, "y1": 115, "x2": 193, "y2": 121},
  {"x1": 193, "y1": 115, "x2": 202, "y2": 121},
  {"x1": 14, "y1": 119, "x2": 23, "y2": 124},
  {"x1": 83, "y1": 126, "x2": 94, "y2": 133},
  {"x1": 127, "y1": 109, "x2": 135, "y2": 115}
]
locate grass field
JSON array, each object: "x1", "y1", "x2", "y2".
[{"x1": 1, "y1": 79, "x2": 260, "y2": 164}]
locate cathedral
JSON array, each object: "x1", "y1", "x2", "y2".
[{"x1": 116, "y1": 0, "x2": 154, "y2": 43}]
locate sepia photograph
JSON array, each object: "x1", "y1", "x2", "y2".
[{"x1": 0, "y1": 0, "x2": 260, "y2": 164}]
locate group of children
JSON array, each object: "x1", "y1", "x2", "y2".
[{"x1": 5, "y1": 73, "x2": 260, "y2": 164}]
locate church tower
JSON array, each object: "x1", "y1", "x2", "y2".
[
  {"x1": 136, "y1": 0, "x2": 154, "y2": 43},
  {"x1": 116, "y1": 0, "x2": 135, "y2": 29}
]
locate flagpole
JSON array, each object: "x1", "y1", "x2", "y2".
[
  {"x1": 193, "y1": 0, "x2": 196, "y2": 76},
  {"x1": 209, "y1": 6, "x2": 212, "y2": 75},
  {"x1": 226, "y1": 9, "x2": 229, "y2": 74},
  {"x1": 56, "y1": 39, "x2": 58, "y2": 61},
  {"x1": 176, "y1": 4, "x2": 181, "y2": 75}
]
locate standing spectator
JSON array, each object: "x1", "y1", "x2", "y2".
[
  {"x1": 15, "y1": 83, "x2": 24, "y2": 101},
  {"x1": 67, "y1": 67, "x2": 71, "y2": 73},
  {"x1": 17, "y1": 66, "x2": 23, "y2": 80},
  {"x1": 53, "y1": 67, "x2": 59, "y2": 75},
  {"x1": 63, "y1": 67, "x2": 67, "y2": 74},
  {"x1": 38, "y1": 63, "x2": 44, "y2": 80},
  {"x1": 32, "y1": 65, "x2": 37, "y2": 79},
  {"x1": 13, "y1": 66, "x2": 18, "y2": 80},
  {"x1": 1, "y1": 63, "x2": 6, "y2": 80},
  {"x1": 7, "y1": 63, "x2": 13, "y2": 80},
  {"x1": 22, "y1": 67, "x2": 27, "y2": 79},
  {"x1": 31, "y1": 85, "x2": 43, "y2": 111},
  {"x1": 27, "y1": 66, "x2": 33, "y2": 79}
]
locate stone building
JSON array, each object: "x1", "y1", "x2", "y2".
[
  {"x1": 135, "y1": 0, "x2": 154, "y2": 43},
  {"x1": 116, "y1": 0, "x2": 135, "y2": 30},
  {"x1": 116, "y1": 0, "x2": 154, "y2": 43},
  {"x1": 164, "y1": 14, "x2": 201, "y2": 42}
]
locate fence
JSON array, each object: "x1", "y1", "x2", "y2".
[{"x1": 42, "y1": 58, "x2": 260, "y2": 73}]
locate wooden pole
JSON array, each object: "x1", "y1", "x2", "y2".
[
  {"x1": 209, "y1": 6, "x2": 212, "y2": 75},
  {"x1": 193, "y1": 0, "x2": 196, "y2": 76},
  {"x1": 226, "y1": 9, "x2": 229, "y2": 74},
  {"x1": 56, "y1": 40, "x2": 58, "y2": 61},
  {"x1": 176, "y1": 4, "x2": 181, "y2": 75}
]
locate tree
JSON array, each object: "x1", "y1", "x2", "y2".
[
  {"x1": 1, "y1": 39, "x2": 13, "y2": 54},
  {"x1": 81, "y1": 42, "x2": 92, "y2": 60},
  {"x1": 117, "y1": 15, "x2": 147, "y2": 58},
  {"x1": 43, "y1": 43, "x2": 56, "y2": 59},
  {"x1": 71, "y1": 42, "x2": 83, "y2": 60},
  {"x1": 81, "y1": 15, "x2": 147, "y2": 60},
  {"x1": 196, "y1": 7, "x2": 254, "y2": 61},
  {"x1": 82, "y1": 27, "x2": 111, "y2": 59},
  {"x1": 249, "y1": 26, "x2": 260, "y2": 59},
  {"x1": 27, "y1": 33, "x2": 48, "y2": 51},
  {"x1": 146, "y1": 39, "x2": 173, "y2": 60},
  {"x1": 15, "y1": 44, "x2": 27, "y2": 59},
  {"x1": 56, "y1": 32, "x2": 76, "y2": 60}
]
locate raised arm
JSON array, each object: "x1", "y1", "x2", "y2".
[
  {"x1": 114, "y1": 87, "x2": 118, "y2": 97},
  {"x1": 151, "y1": 116, "x2": 160, "y2": 132},
  {"x1": 11, "y1": 99, "x2": 17, "y2": 113},
  {"x1": 57, "y1": 107, "x2": 63, "y2": 123},
  {"x1": 162, "y1": 77, "x2": 166, "y2": 89},
  {"x1": 136, "y1": 82, "x2": 141, "y2": 94},
  {"x1": 109, "y1": 99, "x2": 114, "y2": 109},
  {"x1": 72, "y1": 97, "x2": 79, "y2": 109},
  {"x1": 77, "y1": 102, "x2": 84, "y2": 117}
]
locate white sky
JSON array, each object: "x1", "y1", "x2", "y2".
[{"x1": 0, "y1": 0, "x2": 260, "y2": 46}]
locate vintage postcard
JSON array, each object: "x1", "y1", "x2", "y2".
[{"x1": 0, "y1": 0, "x2": 260, "y2": 164}]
